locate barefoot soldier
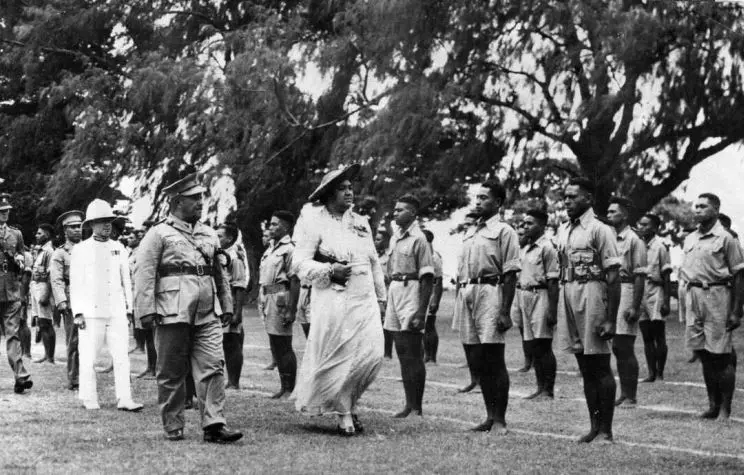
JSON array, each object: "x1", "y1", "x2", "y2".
[
  {"x1": 385, "y1": 195, "x2": 434, "y2": 418},
  {"x1": 637, "y1": 213, "x2": 672, "y2": 383},
  {"x1": 455, "y1": 180, "x2": 520, "y2": 433},
  {"x1": 30, "y1": 223, "x2": 57, "y2": 364},
  {"x1": 259, "y1": 210, "x2": 299, "y2": 399},
  {"x1": 512, "y1": 209, "x2": 559, "y2": 400},
  {"x1": 556, "y1": 178, "x2": 621, "y2": 443},
  {"x1": 606, "y1": 197, "x2": 647, "y2": 408},
  {"x1": 135, "y1": 173, "x2": 242, "y2": 443},
  {"x1": 50, "y1": 210, "x2": 84, "y2": 390},
  {"x1": 680, "y1": 193, "x2": 744, "y2": 422}
]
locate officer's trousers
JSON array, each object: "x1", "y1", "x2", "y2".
[
  {"x1": 2, "y1": 300, "x2": 30, "y2": 383},
  {"x1": 62, "y1": 310, "x2": 79, "y2": 387},
  {"x1": 78, "y1": 317, "x2": 133, "y2": 404},
  {"x1": 155, "y1": 320, "x2": 226, "y2": 432}
]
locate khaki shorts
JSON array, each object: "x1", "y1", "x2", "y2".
[
  {"x1": 30, "y1": 281, "x2": 54, "y2": 321},
  {"x1": 615, "y1": 282, "x2": 638, "y2": 336},
  {"x1": 384, "y1": 280, "x2": 421, "y2": 333},
  {"x1": 639, "y1": 282, "x2": 665, "y2": 322},
  {"x1": 511, "y1": 288, "x2": 553, "y2": 341},
  {"x1": 261, "y1": 289, "x2": 292, "y2": 336},
  {"x1": 685, "y1": 286, "x2": 733, "y2": 354},
  {"x1": 455, "y1": 283, "x2": 505, "y2": 344},
  {"x1": 558, "y1": 281, "x2": 611, "y2": 355}
]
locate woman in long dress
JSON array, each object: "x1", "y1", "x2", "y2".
[{"x1": 292, "y1": 164, "x2": 387, "y2": 436}]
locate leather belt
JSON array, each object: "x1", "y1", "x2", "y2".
[
  {"x1": 686, "y1": 281, "x2": 729, "y2": 290},
  {"x1": 620, "y1": 276, "x2": 634, "y2": 284},
  {"x1": 391, "y1": 273, "x2": 419, "y2": 282},
  {"x1": 561, "y1": 276, "x2": 604, "y2": 284},
  {"x1": 517, "y1": 283, "x2": 547, "y2": 291},
  {"x1": 158, "y1": 264, "x2": 214, "y2": 277},
  {"x1": 262, "y1": 282, "x2": 289, "y2": 295},
  {"x1": 301, "y1": 285, "x2": 311, "y2": 290},
  {"x1": 459, "y1": 275, "x2": 502, "y2": 286}
]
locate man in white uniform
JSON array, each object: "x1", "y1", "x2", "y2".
[{"x1": 70, "y1": 199, "x2": 143, "y2": 412}]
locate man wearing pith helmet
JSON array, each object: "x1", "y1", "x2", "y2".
[
  {"x1": 0, "y1": 193, "x2": 33, "y2": 394},
  {"x1": 134, "y1": 172, "x2": 242, "y2": 443}
]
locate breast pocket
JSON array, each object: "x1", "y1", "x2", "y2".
[{"x1": 155, "y1": 277, "x2": 180, "y2": 317}]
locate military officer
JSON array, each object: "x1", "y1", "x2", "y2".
[
  {"x1": 637, "y1": 213, "x2": 672, "y2": 383},
  {"x1": 0, "y1": 194, "x2": 33, "y2": 393},
  {"x1": 385, "y1": 195, "x2": 434, "y2": 418},
  {"x1": 512, "y1": 208, "x2": 559, "y2": 400},
  {"x1": 556, "y1": 178, "x2": 621, "y2": 443},
  {"x1": 680, "y1": 193, "x2": 744, "y2": 422},
  {"x1": 50, "y1": 210, "x2": 84, "y2": 390},
  {"x1": 606, "y1": 197, "x2": 647, "y2": 408},
  {"x1": 259, "y1": 210, "x2": 299, "y2": 399},
  {"x1": 30, "y1": 223, "x2": 57, "y2": 364},
  {"x1": 455, "y1": 181, "x2": 520, "y2": 433},
  {"x1": 134, "y1": 172, "x2": 242, "y2": 443},
  {"x1": 217, "y1": 222, "x2": 248, "y2": 390},
  {"x1": 422, "y1": 229, "x2": 443, "y2": 364}
]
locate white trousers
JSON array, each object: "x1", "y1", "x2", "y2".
[{"x1": 78, "y1": 317, "x2": 132, "y2": 404}]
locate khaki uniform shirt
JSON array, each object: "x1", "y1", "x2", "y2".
[
  {"x1": 387, "y1": 223, "x2": 434, "y2": 279},
  {"x1": 222, "y1": 244, "x2": 247, "y2": 334},
  {"x1": 645, "y1": 236, "x2": 672, "y2": 283},
  {"x1": 50, "y1": 242, "x2": 74, "y2": 305},
  {"x1": 458, "y1": 215, "x2": 521, "y2": 280},
  {"x1": 680, "y1": 222, "x2": 744, "y2": 284},
  {"x1": 134, "y1": 214, "x2": 233, "y2": 326},
  {"x1": 615, "y1": 226, "x2": 647, "y2": 281},
  {"x1": 259, "y1": 235, "x2": 294, "y2": 287},
  {"x1": 0, "y1": 224, "x2": 25, "y2": 302},
  {"x1": 519, "y1": 235, "x2": 560, "y2": 288},
  {"x1": 30, "y1": 241, "x2": 55, "y2": 305}
]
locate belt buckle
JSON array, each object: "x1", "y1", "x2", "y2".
[
  {"x1": 196, "y1": 264, "x2": 205, "y2": 276},
  {"x1": 702, "y1": 281, "x2": 709, "y2": 290}
]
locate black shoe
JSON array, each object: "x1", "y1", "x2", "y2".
[
  {"x1": 203, "y1": 425, "x2": 243, "y2": 444},
  {"x1": 165, "y1": 429, "x2": 184, "y2": 441},
  {"x1": 14, "y1": 379, "x2": 33, "y2": 394},
  {"x1": 351, "y1": 414, "x2": 364, "y2": 433}
]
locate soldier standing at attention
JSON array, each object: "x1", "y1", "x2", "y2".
[
  {"x1": 259, "y1": 210, "x2": 299, "y2": 399},
  {"x1": 455, "y1": 181, "x2": 520, "y2": 433},
  {"x1": 385, "y1": 195, "x2": 434, "y2": 418},
  {"x1": 680, "y1": 193, "x2": 744, "y2": 422},
  {"x1": 636, "y1": 213, "x2": 672, "y2": 383},
  {"x1": 217, "y1": 222, "x2": 248, "y2": 390},
  {"x1": 556, "y1": 178, "x2": 620, "y2": 443},
  {"x1": 0, "y1": 194, "x2": 33, "y2": 393},
  {"x1": 50, "y1": 210, "x2": 84, "y2": 390},
  {"x1": 606, "y1": 197, "x2": 647, "y2": 408},
  {"x1": 512, "y1": 209, "x2": 559, "y2": 400},
  {"x1": 30, "y1": 223, "x2": 57, "y2": 364},
  {"x1": 422, "y1": 229, "x2": 443, "y2": 365},
  {"x1": 135, "y1": 173, "x2": 242, "y2": 443}
]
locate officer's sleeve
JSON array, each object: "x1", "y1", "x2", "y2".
[
  {"x1": 134, "y1": 227, "x2": 163, "y2": 318},
  {"x1": 500, "y1": 227, "x2": 521, "y2": 274},
  {"x1": 542, "y1": 242, "x2": 560, "y2": 280},
  {"x1": 119, "y1": 242, "x2": 133, "y2": 312},
  {"x1": 631, "y1": 236, "x2": 648, "y2": 275},
  {"x1": 414, "y1": 235, "x2": 435, "y2": 277},
  {"x1": 723, "y1": 234, "x2": 744, "y2": 275},
  {"x1": 49, "y1": 249, "x2": 67, "y2": 304},
  {"x1": 596, "y1": 225, "x2": 621, "y2": 269}
]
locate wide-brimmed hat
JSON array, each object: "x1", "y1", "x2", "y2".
[
  {"x1": 83, "y1": 199, "x2": 117, "y2": 225},
  {"x1": 56, "y1": 210, "x2": 84, "y2": 228},
  {"x1": 162, "y1": 172, "x2": 207, "y2": 197},
  {"x1": 0, "y1": 193, "x2": 13, "y2": 211},
  {"x1": 308, "y1": 164, "x2": 361, "y2": 201}
]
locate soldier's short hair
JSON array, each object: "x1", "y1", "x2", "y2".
[
  {"x1": 396, "y1": 194, "x2": 421, "y2": 211},
  {"x1": 568, "y1": 177, "x2": 595, "y2": 196},
  {"x1": 699, "y1": 193, "x2": 721, "y2": 209},
  {"x1": 718, "y1": 213, "x2": 732, "y2": 229},
  {"x1": 525, "y1": 208, "x2": 548, "y2": 224},
  {"x1": 272, "y1": 210, "x2": 295, "y2": 227},
  {"x1": 422, "y1": 229, "x2": 434, "y2": 243},
  {"x1": 481, "y1": 179, "x2": 506, "y2": 203},
  {"x1": 643, "y1": 213, "x2": 662, "y2": 229},
  {"x1": 37, "y1": 223, "x2": 55, "y2": 238},
  {"x1": 609, "y1": 196, "x2": 633, "y2": 213}
]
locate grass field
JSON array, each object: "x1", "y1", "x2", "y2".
[{"x1": 1, "y1": 290, "x2": 743, "y2": 474}]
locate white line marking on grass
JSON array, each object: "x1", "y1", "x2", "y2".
[{"x1": 238, "y1": 388, "x2": 744, "y2": 462}]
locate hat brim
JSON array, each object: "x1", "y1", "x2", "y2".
[
  {"x1": 0, "y1": 205, "x2": 13, "y2": 211},
  {"x1": 308, "y1": 164, "x2": 361, "y2": 201},
  {"x1": 178, "y1": 185, "x2": 207, "y2": 197},
  {"x1": 83, "y1": 216, "x2": 117, "y2": 226}
]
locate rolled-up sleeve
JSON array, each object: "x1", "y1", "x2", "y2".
[
  {"x1": 724, "y1": 235, "x2": 744, "y2": 275},
  {"x1": 596, "y1": 226, "x2": 621, "y2": 270},
  {"x1": 543, "y1": 243, "x2": 560, "y2": 280},
  {"x1": 631, "y1": 237, "x2": 648, "y2": 275},
  {"x1": 414, "y1": 235, "x2": 434, "y2": 278}
]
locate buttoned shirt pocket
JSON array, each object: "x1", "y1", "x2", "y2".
[
  {"x1": 390, "y1": 239, "x2": 418, "y2": 275},
  {"x1": 155, "y1": 277, "x2": 180, "y2": 317}
]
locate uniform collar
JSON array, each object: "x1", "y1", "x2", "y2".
[
  {"x1": 63, "y1": 241, "x2": 76, "y2": 251},
  {"x1": 525, "y1": 233, "x2": 548, "y2": 251},
  {"x1": 696, "y1": 221, "x2": 726, "y2": 239},
  {"x1": 271, "y1": 234, "x2": 292, "y2": 250},
  {"x1": 570, "y1": 208, "x2": 595, "y2": 229},
  {"x1": 616, "y1": 225, "x2": 632, "y2": 241},
  {"x1": 41, "y1": 241, "x2": 54, "y2": 251},
  {"x1": 482, "y1": 214, "x2": 501, "y2": 230},
  {"x1": 395, "y1": 221, "x2": 420, "y2": 240},
  {"x1": 167, "y1": 214, "x2": 197, "y2": 233},
  {"x1": 646, "y1": 234, "x2": 658, "y2": 248}
]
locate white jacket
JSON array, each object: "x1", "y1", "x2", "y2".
[{"x1": 70, "y1": 237, "x2": 132, "y2": 320}]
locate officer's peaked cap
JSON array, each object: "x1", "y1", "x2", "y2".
[
  {"x1": 163, "y1": 172, "x2": 207, "y2": 197},
  {"x1": 56, "y1": 210, "x2": 84, "y2": 228},
  {"x1": 0, "y1": 193, "x2": 13, "y2": 211}
]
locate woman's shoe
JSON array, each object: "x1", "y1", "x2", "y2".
[
  {"x1": 337, "y1": 424, "x2": 356, "y2": 437},
  {"x1": 351, "y1": 414, "x2": 364, "y2": 433}
]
